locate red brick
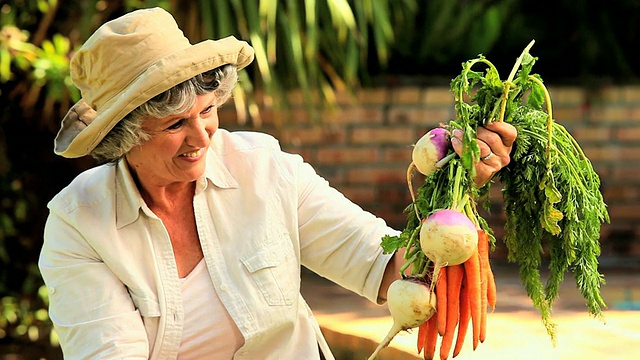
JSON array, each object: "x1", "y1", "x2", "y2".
[
  {"x1": 571, "y1": 126, "x2": 612, "y2": 142},
  {"x1": 553, "y1": 106, "x2": 585, "y2": 123},
  {"x1": 383, "y1": 147, "x2": 412, "y2": 164},
  {"x1": 422, "y1": 87, "x2": 454, "y2": 106},
  {"x1": 340, "y1": 186, "x2": 377, "y2": 204},
  {"x1": 620, "y1": 145, "x2": 640, "y2": 160},
  {"x1": 610, "y1": 166, "x2": 640, "y2": 180},
  {"x1": 350, "y1": 127, "x2": 415, "y2": 145},
  {"x1": 615, "y1": 126, "x2": 640, "y2": 142},
  {"x1": 621, "y1": 85, "x2": 640, "y2": 103},
  {"x1": 285, "y1": 89, "x2": 322, "y2": 107},
  {"x1": 590, "y1": 106, "x2": 640, "y2": 123},
  {"x1": 323, "y1": 127, "x2": 347, "y2": 143},
  {"x1": 547, "y1": 86, "x2": 585, "y2": 106},
  {"x1": 356, "y1": 87, "x2": 389, "y2": 105},
  {"x1": 593, "y1": 85, "x2": 625, "y2": 103},
  {"x1": 346, "y1": 167, "x2": 407, "y2": 184},
  {"x1": 376, "y1": 186, "x2": 412, "y2": 206},
  {"x1": 595, "y1": 167, "x2": 610, "y2": 178},
  {"x1": 332, "y1": 89, "x2": 358, "y2": 106},
  {"x1": 604, "y1": 186, "x2": 640, "y2": 202},
  {"x1": 316, "y1": 148, "x2": 379, "y2": 164},
  {"x1": 280, "y1": 127, "x2": 346, "y2": 146},
  {"x1": 279, "y1": 128, "x2": 321, "y2": 146},
  {"x1": 607, "y1": 204, "x2": 640, "y2": 220},
  {"x1": 390, "y1": 87, "x2": 422, "y2": 105},
  {"x1": 267, "y1": 107, "x2": 312, "y2": 125},
  {"x1": 387, "y1": 107, "x2": 421, "y2": 125},
  {"x1": 418, "y1": 108, "x2": 456, "y2": 125},
  {"x1": 250, "y1": 108, "x2": 274, "y2": 127},
  {"x1": 327, "y1": 106, "x2": 385, "y2": 125},
  {"x1": 582, "y1": 145, "x2": 620, "y2": 161}
]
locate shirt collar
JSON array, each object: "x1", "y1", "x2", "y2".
[
  {"x1": 115, "y1": 159, "x2": 146, "y2": 229},
  {"x1": 115, "y1": 142, "x2": 239, "y2": 228},
  {"x1": 202, "y1": 145, "x2": 239, "y2": 191}
]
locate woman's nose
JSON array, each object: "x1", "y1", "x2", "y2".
[{"x1": 188, "y1": 116, "x2": 217, "y2": 146}]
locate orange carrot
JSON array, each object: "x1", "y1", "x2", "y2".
[
  {"x1": 477, "y1": 230, "x2": 489, "y2": 282},
  {"x1": 453, "y1": 278, "x2": 470, "y2": 358},
  {"x1": 435, "y1": 267, "x2": 448, "y2": 336},
  {"x1": 423, "y1": 316, "x2": 439, "y2": 360},
  {"x1": 417, "y1": 321, "x2": 429, "y2": 354},
  {"x1": 486, "y1": 264, "x2": 497, "y2": 311},
  {"x1": 463, "y1": 249, "x2": 482, "y2": 350},
  {"x1": 477, "y1": 230, "x2": 489, "y2": 343},
  {"x1": 478, "y1": 230, "x2": 497, "y2": 311},
  {"x1": 479, "y1": 271, "x2": 488, "y2": 343},
  {"x1": 440, "y1": 264, "x2": 464, "y2": 360}
]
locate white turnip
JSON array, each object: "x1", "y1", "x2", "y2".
[
  {"x1": 367, "y1": 279, "x2": 436, "y2": 360},
  {"x1": 411, "y1": 127, "x2": 452, "y2": 177},
  {"x1": 407, "y1": 128, "x2": 454, "y2": 220},
  {"x1": 420, "y1": 209, "x2": 478, "y2": 286}
]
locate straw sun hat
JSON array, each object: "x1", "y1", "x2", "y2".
[{"x1": 54, "y1": 7, "x2": 255, "y2": 158}]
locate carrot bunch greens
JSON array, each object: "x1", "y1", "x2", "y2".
[{"x1": 379, "y1": 40, "x2": 609, "y2": 358}]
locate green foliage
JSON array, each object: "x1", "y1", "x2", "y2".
[
  {"x1": 0, "y1": 0, "x2": 79, "y2": 121},
  {"x1": 0, "y1": 285, "x2": 57, "y2": 347},
  {"x1": 190, "y1": 0, "x2": 415, "y2": 125},
  {"x1": 392, "y1": 0, "x2": 517, "y2": 69}
]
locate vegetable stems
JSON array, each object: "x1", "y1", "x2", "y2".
[
  {"x1": 498, "y1": 40, "x2": 536, "y2": 123},
  {"x1": 527, "y1": 75, "x2": 554, "y2": 161}
]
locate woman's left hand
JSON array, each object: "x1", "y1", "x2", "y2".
[{"x1": 451, "y1": 122, "x2": 518, "y2": 187}]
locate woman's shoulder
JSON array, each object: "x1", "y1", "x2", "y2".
[
  {"x1": 210, "y1": 129, "x2": 303, "y2": 180},
  {"x1": 212, "y1": 129, "x2": 282, "y2": 154},
  {"x1": 48, "y1": 164, "x2": 116, "y2": 212}
]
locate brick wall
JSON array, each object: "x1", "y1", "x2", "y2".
[{"x1": 220, "y1": 84, "x2": 640, "y2": 259}]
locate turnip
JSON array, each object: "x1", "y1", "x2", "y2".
[
  {"x1": 407, "y1": 128, "x2": 454, "y2": 220},
  {"x1": 367, "y1": 279, "x2": 436, "y2": 360},
  {"x1": 420, "y1": 209, "x2": 478, "y2": 285},
  {"x1": 411, "y1": 127, "x2": 452, "y2": 177}
]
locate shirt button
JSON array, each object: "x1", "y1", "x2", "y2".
[
  {"x1": 220, "y1": 284, "x2": 228, "y2": 292},
  {"x1": 48, "y1": 287, "x2": 55, "y2": 294}
]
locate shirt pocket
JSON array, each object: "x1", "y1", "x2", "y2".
[
  {"x1": 240, "y1": 232, "x2": 297, "y2": 306},
  {"x1": 129, "y1": 292, "x2": 161, "y2": 351}
]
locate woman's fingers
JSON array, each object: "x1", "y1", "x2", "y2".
[
  {"x1": 450, "y1": 122, "x2": 518, "y2": 186},
  {"x1": 483, "y1": 122, "x2": 517, "y2": 148},
  {"x1": 450, "y1": 129, "x2": 464, "y2": 155}
]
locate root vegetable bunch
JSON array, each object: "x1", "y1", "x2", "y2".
[{"x1": 369, "y1": 40, "x2": 609, "y2": 360}]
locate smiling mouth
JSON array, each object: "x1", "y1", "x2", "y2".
[{"x1": 181, "y1": 149, "x2": 203, "y2": 158}]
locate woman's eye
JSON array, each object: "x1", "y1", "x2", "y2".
[
  {"x1": 201, "y1": 105, "x2": 215, "y2": 115},
  {"x1": 167, "y1": 119, "x2": 184, "y2": 130}
]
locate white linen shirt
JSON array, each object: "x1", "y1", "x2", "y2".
[{"x1": 39, "y1": 129, "x2": 397, "y2": 359}]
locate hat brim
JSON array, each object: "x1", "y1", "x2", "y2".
[{"x1": 55, "y1": 36, "x2": 254, "y2": 158}]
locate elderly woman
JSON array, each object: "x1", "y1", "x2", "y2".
[{"x1": 38, "y1": 7, "x2": 516, "y2": 360}]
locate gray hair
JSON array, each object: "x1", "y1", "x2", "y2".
[{"x1": 90, "y1": 64, "x2": 238, "y2": 164}]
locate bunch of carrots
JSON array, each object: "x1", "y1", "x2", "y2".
[{"x1": 417, "y1": 229, "x2": 496, "y2": 360}]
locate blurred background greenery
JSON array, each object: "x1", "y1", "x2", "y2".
[{"x1": 1, "y1": 0, "x2": 639, "y2": 357}]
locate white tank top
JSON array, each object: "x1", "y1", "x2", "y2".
[{"x1": 178, "y1": 259, "x2": 244, "y2": 359}]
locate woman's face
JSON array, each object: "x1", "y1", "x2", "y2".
[{"x1": 125, "y1": 91, "x2": 219, "y2": 189}]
